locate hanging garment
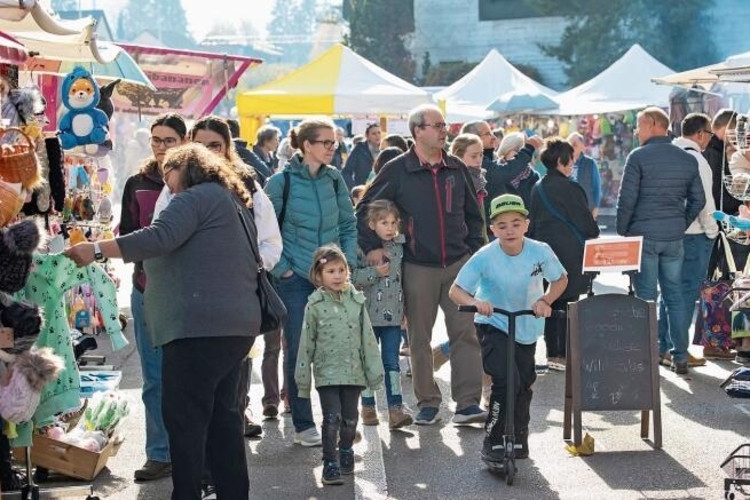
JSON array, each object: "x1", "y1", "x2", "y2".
[{"x1": 11, "y1": 253, "x2": 126, "y2": 446}]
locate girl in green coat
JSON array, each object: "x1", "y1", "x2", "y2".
[{"x1": 295, "y1": 245, "x2": 383, "y2": 486}]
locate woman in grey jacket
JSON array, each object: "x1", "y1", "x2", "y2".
[{"x1": 66, "y1": 144, "x2": 260, "y2": 500}]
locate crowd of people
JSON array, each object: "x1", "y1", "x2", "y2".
[{"x1": 58, "y1": 100, "x2": 750, "y2": 499}]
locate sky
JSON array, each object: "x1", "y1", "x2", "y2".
[{"x1": 76, "y1": 0, "x2": 275, "y2": 40}]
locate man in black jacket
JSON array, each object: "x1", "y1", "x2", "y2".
[
  {"x1": 227, "y1": 119, "x2": 272, "y2": 185},
  {"x1": 704, "y1": 109, "x2": 740, "y2": 215},
  {"x1": 356, "y1": 104, "x2": 486, "y2": 426}
]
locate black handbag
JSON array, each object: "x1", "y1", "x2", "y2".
[{"x1": 235, "y1": 200, "x2": 287, "y2": 335}]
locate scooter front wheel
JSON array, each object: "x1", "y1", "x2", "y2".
[{"x1": 504, "y1": 457, "x2": 515, "y2": 485}]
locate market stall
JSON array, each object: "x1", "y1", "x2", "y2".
[{"x1": 236, "y1": 43, "x2": 433, "y2": 140}]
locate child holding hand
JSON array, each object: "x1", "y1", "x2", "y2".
[
  {"x1": 295, "y1": 245, "x2": 384, "y2": 485},
  {"x1": 352, "y1": 200, "x2": 413, "y2": 429}
]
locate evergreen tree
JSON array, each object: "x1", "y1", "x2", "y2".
[
  {"x1": 117, "y1": 0, "x2": 195, "y2": 48},
  {"x1": 345, "y1": 0, "x2": 416, "y2": 83},
  {"x1": 268, "y1": 0, "x2": 317, "y2": 65},
  {"x1": 528, "y1": 0, "x2": 716, "y2": 86},
  {"x1": 51, "y1": 0, "x2": 78, "y2": 13}
]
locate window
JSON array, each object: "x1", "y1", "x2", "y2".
[{"x1": 478, "y1": 0, "x2": 542, "y2": 21}]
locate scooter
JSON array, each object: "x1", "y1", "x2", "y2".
[{"x1": 458, "y1": 304, "x2": 536, "y2": 486}]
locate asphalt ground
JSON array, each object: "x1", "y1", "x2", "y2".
[{"x1": 11, "y1": 263, "x2": 750, "y2": 500}]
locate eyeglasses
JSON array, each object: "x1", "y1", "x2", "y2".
[
  {"x1": 162, "y1": 166, "x2": 178, "y2": 181},
  {"x1": 310, "y1": 140, "x2": 338, "y2": 150},
  {"x1": 151, "y1": 136, "x2": 178, "y2": 148},
  {"x1": 196, "y1": 141, "x2": 224, "y2": 152},
  {"x1": 702, "y1": 129, "x2": 715, "y2": 137},
  {"x1": 479, "y1": 131, "x2": 494, "y2": 138},
  {"x1": 420, "y1": 122, "x2": 448, "y2": 131}
]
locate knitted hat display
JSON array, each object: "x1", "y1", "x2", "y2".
[{"x1": 0, "y1": 219, "x2": 41, "y2": 293}]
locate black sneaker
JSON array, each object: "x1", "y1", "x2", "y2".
[
  {"x1": 515, "y1": 434, "x2": 529, "y2": 459},
  {"x1": 322, "y1": 461, "x2": 344, "y2": 485},
  {"x1": 339, "y1": 448, "x2": 354, "y2": 475},
  {"x1": 671, "y1": 360, "x2": 688, "y2": 375},
  {"x1": 480, "y1": 440, "x2": 505, "y2": 463},
  {"x1": 201, "y1": 484, "x2": 217, "y2": 499},
  {"x1": 244, "y1": 417, "x2": 262, "y2": 438}
]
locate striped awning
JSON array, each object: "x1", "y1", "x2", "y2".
[{"x1": 0, "y1": 29, "x2": 27, "y2": 65}]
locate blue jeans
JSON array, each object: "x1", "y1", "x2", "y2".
[
  {"x1": 658, "y1": 234, "x2": 714, "y2": 356},
  {"x1": 362, "y1": 325, "x2": 403, "y2": 407},
  {"x1": 131, "y1": 289, "x2": 170, "y2": 462},
  {"x1": 275, "y1": 273, "x2": 316, "y2": 432},
  {"x1": 634, "y1": 238, "x2": 688, "y2": 363}
]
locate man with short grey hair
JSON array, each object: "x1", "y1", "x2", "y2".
[
  {"x1": 616, "y1": 106, "x2": 705, "y2": 374},
  {"x1": 357, "y1": 103, "x2": 486, "y2": 426}
]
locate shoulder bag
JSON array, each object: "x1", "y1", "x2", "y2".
[{"x1": 235, "y1": 199, "x2": 287, "y2": 335}]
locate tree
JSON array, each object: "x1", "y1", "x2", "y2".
[
  {"x1": 117, "y1": 0, "x2": 195, "y2": 49},
  {"x1": 528, "y1": 0, "x2": 716, "y2": 86},
  {"x1": 267, "y1": 0, "x2": 317, "y2": 65},
  {"x1": 344, "y1": 0, "x2": 416, "y2": 83},
  {"x1": 51, "y1": 0, "x2": 78, "y2": 12}
]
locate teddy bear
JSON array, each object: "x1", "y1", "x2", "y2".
[{"x1": 57, "y1": 66, "x2": 110, "y2": 151}]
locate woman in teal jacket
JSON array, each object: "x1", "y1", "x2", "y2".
[{"x1": 264, "y1": 118, "x2": 357, "y2": 446}]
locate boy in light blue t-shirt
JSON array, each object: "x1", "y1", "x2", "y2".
[{"x1": 449, "y1": 193, "x2": 568, "y2": 464}]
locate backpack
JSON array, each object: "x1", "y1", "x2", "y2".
[{"x1": 277, "y1": 170, "x2": 340, "y2": 228}]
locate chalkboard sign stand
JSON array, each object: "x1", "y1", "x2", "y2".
[{"x1": 563, "y1": 294, "x2": 662, "y2": 450}]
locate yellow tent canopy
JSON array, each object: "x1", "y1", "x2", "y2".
[{"x1": 237, "y1": 43, "x2": 433, "y2": 139}]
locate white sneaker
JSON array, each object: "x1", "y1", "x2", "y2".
[{"x1": 293, "y1": 427, "x2": 322, "y2": 447}]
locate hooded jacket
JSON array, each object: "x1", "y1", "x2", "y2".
[{"x1": 295, "y1": 286, "x2": 384, "y2": 397}]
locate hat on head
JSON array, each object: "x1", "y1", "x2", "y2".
[{"x1": 489, "y1": 194, "x2": 528, "y2": 220}]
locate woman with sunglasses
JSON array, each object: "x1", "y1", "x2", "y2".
[
  {"x1": 264, "y1": 117, "x2": 357, "y2": 447},
  {"x1": 119, "y1": 112, "x2": 187, "y2": 483}
]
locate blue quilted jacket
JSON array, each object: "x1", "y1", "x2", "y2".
[
  {"x1": 616, "y1": 136, "x2": 705, "y2": 241},
  {"x1": 264, "y1": 154, "x2": 357, "y2": 280}
]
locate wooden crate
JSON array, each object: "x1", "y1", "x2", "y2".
[{"x1": 14, "y1": 433, "x2": 122, "y2": 481}]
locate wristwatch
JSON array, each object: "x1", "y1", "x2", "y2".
[{"x1": 93, "y1": 242, "x2": 106, "y2": 263}]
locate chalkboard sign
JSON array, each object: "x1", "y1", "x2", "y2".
[{"x1": 564, "y1": 293, "x2": 662, "y2": 448}]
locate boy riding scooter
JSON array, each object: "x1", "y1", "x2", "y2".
[{"x1": 449, "y1": 194, "x2": 568, "y2": 464}]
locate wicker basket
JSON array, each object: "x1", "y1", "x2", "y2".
[
  {"x1": 0, "y1": 127, "x2": 40, "y2": 190},
  {"x1": 0, "y1": 180, "x2": 24, "y2": 228}
]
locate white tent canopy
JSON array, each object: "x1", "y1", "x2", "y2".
[
  {"x1": 0, "y1": 2, "x2": 116, "y2": 63},
  {"x1": 543, "y1": 44, "x2": 675, "y2": 115},
  {"x1": 652, "y1": 50, "x2": 750, "y2": 89},
  {"x1": 433, "y1": 48, "x2": 558, "y2": 123}
]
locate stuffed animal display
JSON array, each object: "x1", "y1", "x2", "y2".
[
  {"x1": 0, "y1": 219, "x2": 61, "y2": 425},
  {"x1": 58, "y1": 66, "x2": 110, "y2": 151}
]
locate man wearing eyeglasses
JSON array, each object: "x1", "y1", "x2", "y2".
[
  {"x1": 342, "y1": 123, "x2": 381, "y2": 189},
  {"x1": 616, "y1": 107, "x2": 705, "y2": 375},
  {"x1": 356, "y1": 104, "x2": 486, "y2": 426}
]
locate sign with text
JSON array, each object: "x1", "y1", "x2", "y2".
[
  {"x1": 564, "y1": 293, "x2": 662, "y2": 448},
  {"x1": 582, "y1": 236, "x2": 643, "y2": 273}
]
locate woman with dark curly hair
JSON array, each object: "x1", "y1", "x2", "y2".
[{"x1": 66, "y1": 143, "x2": 260, "y2": 500}]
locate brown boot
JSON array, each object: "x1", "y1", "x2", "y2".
[
  {"x1": 388, "y1": 405, "x2": 413, "y2": 429},
  {"x1": 432, "y1": 345, "x2": 449, "y2": 371},
  {"x1": 361, "y1": 406, "x2": 379, "y2": 426}
]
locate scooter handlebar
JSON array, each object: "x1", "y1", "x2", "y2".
[{"x1": 457, "y1": 305, "x2": 535, "y2": 317}]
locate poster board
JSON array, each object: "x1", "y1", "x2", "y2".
[{"x1": 563, "y1": 293, "x2": 662, "y2": 448}]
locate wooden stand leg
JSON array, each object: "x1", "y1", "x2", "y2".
[
  {"x1": 640, "y1": 410, "x2": 649, "y2": 439},
  {"x1": 563, "y1": 365, "x2": 572, "y2": 441}
]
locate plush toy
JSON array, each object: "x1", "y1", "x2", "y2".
[
  {"x1": 58, "y1": 66, "x2": 109, "y2": 151},
  {"x1": 0, "y1": 292, "x2": 43, "y2": 355},
  {"x1": 0, "y1": 347, "x2": 63, "y2": 423},
  {"x1": 2, "y1": 86, "x2": 48, "y2": 142},
  {"x1": 0, "y1": 219, "x2": 41, "y2": 294}
]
